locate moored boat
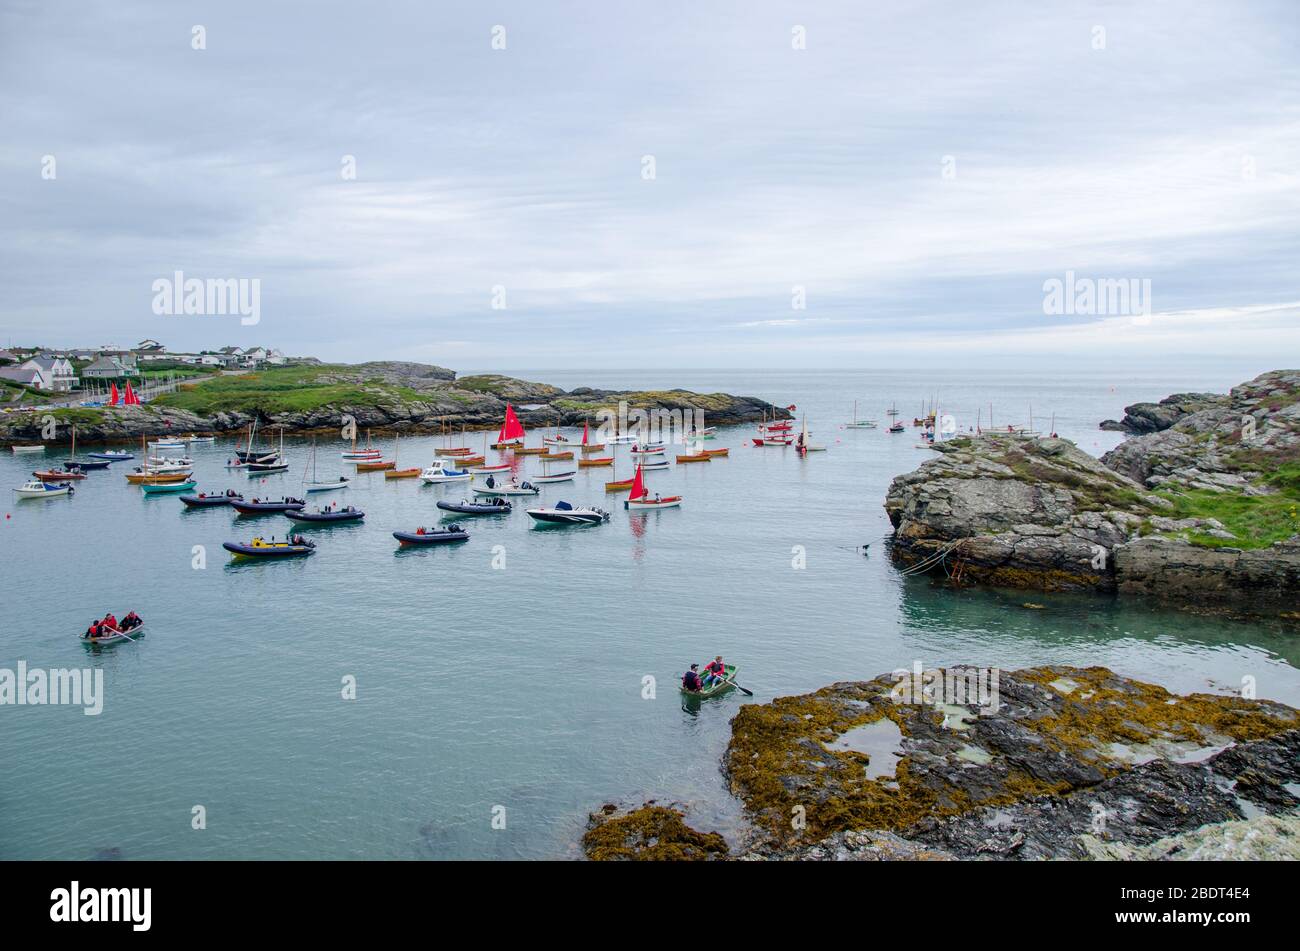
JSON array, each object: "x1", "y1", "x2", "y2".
[
  {"x1": 384, "y1": 468, "x2": 421, "y2": 479},
  {"x1": 532, "y1": 469, "x2": 576, "y2": 484},
  {"x1": 10, "y1": 445, "x2": 46, "y2": 453},
  {"x1": 472, "y1": 481, "x2": 539, "y2": 496},
  {"x1": 88, "y1": 451, "x2": 133, "y2": 461},
  {"x1": 126, "y1": 470, "x2": 190, "y2": 484},
  {"x1": 469, "y1": 463, "x2": 512, "y2": 473},
  {"x1": 305, "y1": 476, "x2": 351, "y2": 493},
  {"x1": 703, "y1": 448, "x2": 729, "y2": 457},
  {"x1": 577, "y1": 456, "x2": 613, "y2": 467},
  {"x1": 286, "y1": 505, "x2": 365, "y2": 523},
  {"x1": 624, "y1": 464, "x2": 682, "y2": 510},
  {"x1": 420, "y1": 459, "x2": 472, "y2": 483},
  {"x1": 355, "y1": 459, "x2": 396, "y2": 472},
  {"x1": 676, "y1": 450, "x2": 710, "y2": 463},
  {"x1": 540, "y1": 450, "x2": 574, "y2": 461},
  {"x1": 437, "y1": 497, "x2": 512, "y2": 515},
  {"x1": 180, "y1": 490, "x2": 243, "y2": 507},
  {"x1": 140, "y1": 480, "x2": 198, "y2": 495},
  {"x1": 33, "y1": 468, "x2": 86, "y2": 481},
  {"x1": 13, "y1": 480, "x2": 73, "y2": 499},
  {"x1": 525, "y1": 501, "x2": 609, "y2": 525},
  {"x1": 231, "y1": 497, "x2": 306, "y2": 515},
  {"x1": 393, "y1": 525, "x2": 470, "y2": 546},
  {"x1": 223, "y1": 537, "x2": 316, "y2": 558}
]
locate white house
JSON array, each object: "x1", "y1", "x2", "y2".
[
  {"x1": 82, "y1": 356, "x2": 137, "y2": 380},
  {"x1": 25, "y1": 355, "x2": 79, "y2": 391}
]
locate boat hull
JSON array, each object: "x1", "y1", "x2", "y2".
[
  {"x1": 223, "y1": 541, "x2": 315, "y2": 558},
  {"x1": 577, "y1": 458, "x2": 613, "y2": 467},
  {"x1": 305, "y1": 480, "x2": 350, "y2": 493},
  {"x1": 63, "y1": 459, "x2": 110, "y2": 470},
  {"x1": 437, "y1": 499, "x2": 511, "y2": 515},
  {"x1": 286, "y1": 509, "x2": 365, "y2": 523},
  {"x1": 355, "y1": 461, "x2": 396, "y2": 472},
  {"x1": 81, "y1": 624, "x2": 146, "y2": 645},
  {"x1": 14, "y1": 484, "x2": 72, "y2": 498},
  {"x1": 676, "y1": 453, "x2": 710, "y2": 463},
  {"x1": 180, "y1": 494, "x2": 240, "y2": 507},
  {"x1": 140, "y1": 481, "x2": 197, "y2": 494},
  {"x1": 680, "y1": 664, "x2": 737, "y2": 698},
  {"x1": 625, "y1": 496, "x2": 683, "y2": 510},
  {"x1": 231, "y1": 501, "x2": 306, "y2": 515},
  {"x1": 472, "y1": 484, "x2": 538, "y2": 496},
  {"x1": 393, "y1": 530, "x2": 469, "y2": 546},
  {"x1": 526, "y1": 510, "x2": 607, "y2": 525},
  {"x1": 384, "y1": 468, "x2": 421, "y2": 479}
]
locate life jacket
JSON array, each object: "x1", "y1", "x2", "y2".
[{"x1": 705, "y1": 660, "x2": 724, "y2": 676}]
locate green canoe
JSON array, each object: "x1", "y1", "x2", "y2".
[{"x1": 680, "y1": 664, "x2": 737, "y2": 698}]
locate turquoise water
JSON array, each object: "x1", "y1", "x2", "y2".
[{"x1": 2, "y1": 367, "x2": 1298, "y2": 860}]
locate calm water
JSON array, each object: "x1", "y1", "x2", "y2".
[{"x1": 3, "y1": 367, "x2": 1298, "y2": 860}]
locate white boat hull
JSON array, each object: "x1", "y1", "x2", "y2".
[
  {"x1": 10, "y1": 446, "x2": 46, "y2": 453},
  {"x1": 305, "y1": 481, "x2": 350, "y2": 493},
  {"x1": 526, "y1": 508, "x2": 608, "y2": 524},
  {"x1": 14, "y1": 484, "x2": 71, "y2": 498},
  {"x1": 474, "y1": 484, "x2": 538, "y2": 496},
  {"x1": 532, "y1": 472, "x2": 575, "y2": 484},
  {"x1": 625, "y1": 497, "x2": 682, "y2": 510}
]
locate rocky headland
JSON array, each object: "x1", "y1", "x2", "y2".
[
  {"x1": 584, "y1": 666, "x2": 1300, "y2": 861},
  {"x1": 0, "y1": 362, "x2": 787, "y2": 445},
  {"x1": 884, "y1": 370, "x2": 1300, "y2": 617}
]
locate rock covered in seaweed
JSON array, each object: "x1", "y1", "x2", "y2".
[
  {"x1": 582, "y1": 803, "x2": 729, "y2": 861},
  {"x1": 724, "y1": 666, "x2": 1300, "y2": 861}
]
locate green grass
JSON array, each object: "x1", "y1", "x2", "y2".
[
  {"x1": 152, "y1": 365, "x2": 436, "y2": 416},
  {"x1": 1156, "y1": 465, "x2": 1300, "y2": 549}
]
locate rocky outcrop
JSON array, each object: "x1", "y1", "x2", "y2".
[
  {"x1": 724, "y1": 666, "x2": 1300, "y2": 861},
  {"x1": 582, "y1": 803, "x2": 729, "y2": 861},
  {"x1": 0, "y1": 362, "x2": 787, "y2": 444},
  {"x1": 1099, "y1": 392, "x2": 1229, "y2": 433},
  {"x1": 885, "y1": 370, "x2": 1300, "y2": 616}
]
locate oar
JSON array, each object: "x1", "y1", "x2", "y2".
[{"x1": 723, "y1": 678, "x2": 753, "y2": 697}]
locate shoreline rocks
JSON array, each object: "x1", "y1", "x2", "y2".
[
  {"x1": 584, "y1": 666, "x2": 1300, "y2": 861},
  {"x1": 885, "y1": 370, "x2": 1300, "y2": 616}
]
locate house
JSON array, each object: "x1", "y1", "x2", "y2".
[
  {"x1": 82, "y1": 356, "x2": 137, "y2": 380},
  {"x1": 135, "y1": 339, "x2": 165, "y2": 353},
  {"x1": 0, "y1": 349, "x2": 18, "y2": 365},
  {"x1": 0, "y1": 367, "x2": 41, "y2": 388},
  {"x1": 25, "y1": 355, "x2": 79, "y2": 391}
]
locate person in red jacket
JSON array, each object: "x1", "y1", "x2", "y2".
[
  {"x1": 703, "y1": 656, "x2": 727, "y2": 687},
  {"x1": 103, "y1": 612, "x2": 118, "y2": 632}
]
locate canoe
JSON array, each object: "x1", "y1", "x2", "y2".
[
  {"x1": 231, "y1": 499, "x2": 306, "y2": 515},
  {"x1": 680, "y1": 664, "x2": 737, "y2": 698},
  {"x1": 393, "y1": 527, "x2": 470, "y2": 546},
  {"x1": 180, "y1": 492, "x2": 242, "y2": 507},
  {"x1": 384, "y1": 468, "x2": 421, "y2": 479},
  {"x1": 437, "y1": 498, "x2": 512, "y2": 515},
  {"x1": 127, "y1": 471, "x2": 191, "y2": 484},
  {"x1": 355, "y1": 460, "x2": 396, "y2": 472},
  {"x1": 141, "y1": 480, "x2": 197, "y2": 495},
  {"x1": 625, "y1": 495, "x2": 683, "y2": 510},
  {"x1": 577, "y1": 457, "x2": 613, "y2": 468},
  {"x1": 541, "y1": 451, "x2": 574, "y2": 461},
  {"x1": 286, "y1": 507, "x2": 365, "y2": 523},
  {"x1": 676, "y1": 452, "x2": 710, "y2": 463},
  {"x1": 704, "y1": 448, "x2": 729, "y2": 457},
  {"x1": 33, "y1": 469, "x2": 86, "y2": 481},
  {"x1": 81, "y1": 624, "x2": 146, "y2": 645},
  {"x1": 223, "y1": 539, "x2": 316, "y2": 558}
]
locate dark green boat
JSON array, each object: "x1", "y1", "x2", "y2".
[{"x1": 679, "y1": 664, "x2": 737, "y2": 698}]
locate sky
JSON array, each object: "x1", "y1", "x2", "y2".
[{"x1": 1, "y1": 0, "x2": 1297, "y2": 370}]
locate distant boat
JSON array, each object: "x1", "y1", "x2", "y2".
[
  {"x1": 10, "y1": 445, "x2": 46, "y2": 454},
  {"x1": 421, "y1": 459, "x2": 472, "y2": 484},
  {"x1": 845, "y1": 401, "x2": 876, "y2": 429},
  {"x1": 624, "y1": 463, "x2": 681, "y2": 511},
  {"x1": 393, "y1": 526, "x2": 470, "y2": 546},
  {"x1": 303, "y1": 439, "x2": 350, "y2": 492},
  {"x1": 526, "y1": 501, "x2": 609, "y2": 525},
  {"x1": 342, "y1": 429, "x2": 382, "y2": 460}
]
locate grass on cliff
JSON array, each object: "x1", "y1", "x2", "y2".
[
  {"x1": 1157, "y1": 463, "x2": 1300, "y2": 549},
  {"x1": 153, "y1": 365, "x2": 426, "y2": 416}
]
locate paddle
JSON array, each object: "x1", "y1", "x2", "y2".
[{"x1": 723, "y1": 678, "x2": 753, "y2": 697}]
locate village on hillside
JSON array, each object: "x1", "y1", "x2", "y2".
[{"x1": 0, "y1": 341, "x2": 303, "y2": 398}]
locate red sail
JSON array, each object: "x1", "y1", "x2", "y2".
[
  {"x1": 628, "y1": 463, "x2": 646, "y2": 500},
  {"x1": 581, "y1": 420, "x2": 590, "y2": 446},
  {"x1": 497, "y1": 404, "x2": 526, "y2": 442},
  {"x1": 109, "y1": 383, "x2": 120, "y2": 405},
  {"x1": 124, "y1": 382, "x2": 138, "y2": 405}
]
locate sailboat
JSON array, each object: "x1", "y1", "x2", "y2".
[
  {"x1": 579, "y1": 420, "x2": 605, "y2": 454},
  {"x1": 532, "y1": 454, "x2": 575, "y2": 484},
  {"x1": 796, "y1": 416, "x2": 826, "y2": 454},
  {"x1": 246, "y1": 429, "x2": 290, "y2": 473},
  {"x1": 845, "y1": 400, "x2": 877, "y2": 429},
  {"x1": 624, "y1": 463, "x2": 681, "y2": 510},
  {"x1": 342, "y1": 428, "x2": 382, "y2": 461},
  {"x1": 304, "y1": 438, "x2": 350, "y2": 493},
  {"x1": 63, "y1": 425, "x2": 111, "y2": 469},
  {"x1": 887, "y1": 402, "x2": 905, "y2": 433},
  {"x1": 491, "y1": 404, "x2": 526, "y2": 450},
  {"x1": 385, "y1": 433, "x2": 421, "y2": 479}
]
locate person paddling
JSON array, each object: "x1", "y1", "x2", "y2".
[
  {"x1": 703, "y1": 656, "x2": 727, "y2": 687},
  {"x1": 682, "y1": 664, "x2": 703, "y2": 693}
]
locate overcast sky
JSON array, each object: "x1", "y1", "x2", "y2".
[{"x1": 1, "y1": 1, "x2": 1297, "y2": 369}]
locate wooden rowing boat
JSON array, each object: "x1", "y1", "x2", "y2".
[
  {"x1": 577, "y1": 457, "x2": 613, "y2": 467},
  {"x1": 625, "y1": 495, "x2": 682, "y2": 510},
  {"x1": 356, "y1": 460, "x2": 396, "y2": 472},
  {"x1": 140, "y1": 480, "x2": 197, "y2": 495},
  {"x1": 704, "y1": 448, "x2": 729, "y2": 457},
  {"x1": 680, "y1": 664, "x2": 737, "y2": 698},
  {"x1": 33, "y1": 469, "x2": 86, "y2": 481},
  {"x1": 676, "y1": 452, "x2": 710, "y2": 463},
  {"x1": 580, "y1": 443, "x2": 607, "y2": 454},
  {"x1": 512, "y1": 446, "x2": 549, "y2": 456},
  {"x1": 605, "y1": 478, "x2": 635, "y2": 492},
  {"x1": 384, "y1": 468, "x2": 421, "y2": 479},
  {"x1": 453, "y1": 454, "x2": 485, "y2": 466},
  {"x1": 127, "y1": 470, "x2": 191, "y2": 484},
  {"x1": 541, "y1": 450, "x2": 573, "y2": 461},
  {"x1": 81, "y1": 624, "x2": 146, "y2": 645},
  {"x1": 491, "y1": 440, "x2": 523, "y2": 450}
]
